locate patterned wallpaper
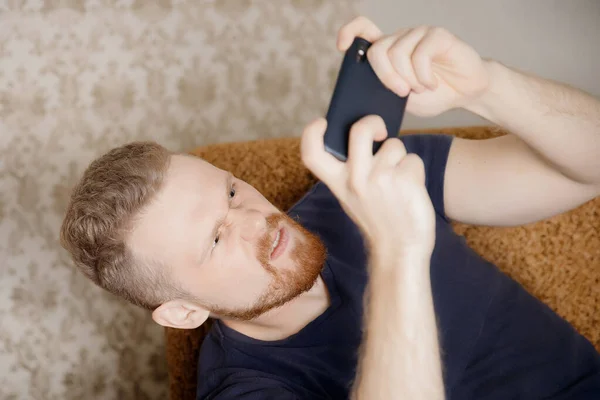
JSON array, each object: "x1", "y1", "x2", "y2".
[{"x1": 0, "y1": 1, "x2": 358, "y2": 398}]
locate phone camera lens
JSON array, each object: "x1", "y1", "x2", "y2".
[{"x1": 356, "y1": 47, "x2": 366, "y2": 62}]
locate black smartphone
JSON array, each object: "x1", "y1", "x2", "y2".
[{"x1": 324, "y1": 37, "x2": 408, "y2": 161}]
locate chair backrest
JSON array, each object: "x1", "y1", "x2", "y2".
[{"x1": 166, "y1": 127, "x2": 600, "y2": 400}]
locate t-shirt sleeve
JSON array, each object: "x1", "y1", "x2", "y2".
[
  {"x1": 200, "y1": 373, "x2": 301, "y2": 400},
  {"x1": 399, "y1": 133, "x2": 454, "y2": 220},
  {"x1": 206, "y1": 385, "x2": 298, "y2": 400}
]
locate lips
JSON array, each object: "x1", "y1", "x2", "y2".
[{"x1": 269, "y1": 227, "x2": 288, "y2": 260}]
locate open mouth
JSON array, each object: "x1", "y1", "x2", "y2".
[{"x1": 270, "y1": 227, "x2": 289, "y2": 261}]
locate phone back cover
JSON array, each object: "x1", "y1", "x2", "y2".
[{"x1": 324, "y1": 38, "x2": 408, "y2": 160}]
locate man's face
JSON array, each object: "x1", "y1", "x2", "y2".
[{"x1": 129, "y1": 154, "x2": 326, "y2": 321}]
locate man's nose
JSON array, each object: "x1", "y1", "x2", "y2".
[{"x1": 232, "y1": 209, "x2": 267, "y2": 242}]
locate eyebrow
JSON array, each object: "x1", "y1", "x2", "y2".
[{"x1": 199, "y1": 173, "x2": 233, "y2": 264}]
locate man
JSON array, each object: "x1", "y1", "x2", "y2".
[{"x1": 60, "y1": 16, "x2": 600, "y2": 399}]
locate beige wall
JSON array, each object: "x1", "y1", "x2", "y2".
[{"x1": 358, "y1": 0, "x2": 600, "y2": 129}]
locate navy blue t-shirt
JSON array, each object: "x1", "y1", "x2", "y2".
[{"x1": 196, "y1": 134, "x2": 600, "y2": 399}]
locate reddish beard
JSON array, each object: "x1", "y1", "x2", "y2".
[{"x1": 210, "y1": 213, "x2": 327, "y2": 321}]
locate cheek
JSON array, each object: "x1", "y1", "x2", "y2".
[
  {"x1": 220, "y1": 247, "x2": 271, "y2": 284},
  {"x1": 185, "y1": 252, "x2": 273, "y2": 307}
]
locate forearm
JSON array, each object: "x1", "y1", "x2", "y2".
[
  {"x1": 352, "y1": 248, "x2": 444, "y2": 400},
  {"x1": 466, "y1": 60, "x2": 600, "y2": 185}
]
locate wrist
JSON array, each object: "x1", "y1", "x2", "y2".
[
  {"x1": 463, "y1": 59, "x2": 510, "y2": 123},
  {"x1": 366, "y1": 230, "x2": 434, "y2": 260},
  {"x1": 369, "y1": 242, "x2": 433, "y2": 272}
]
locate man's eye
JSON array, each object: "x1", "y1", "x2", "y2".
[{"x1": 213, "y1": 234, "x2": 220, "y2": 248}]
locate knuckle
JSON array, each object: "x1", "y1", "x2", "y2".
[
  {"x1": 411, "y1": 48, "x2": 426, "y2": 63},
  {"x1": 396, "y1": 139, "x2": 408, "y2": 154},
  {"x1": 364, "y1": 114, "x2": 385, "y2": 128},
  {"x1": 344, "y1": 16, "x2": 371, "y2": 36},
  {"x1": 373, "y1": 170, "x2": 390, "y2": 186},
  {"x1": 431, "y1": 26, "x2": 450, "y2": 38},
  {"x1": 349, "y1": 120, "x2": 365, "y2": 138},
  {"x1": 380, "y1": 137, "x2": 401, "y2": 152},
  {"x1": 367, "y1": 40, "x2": 385, "y2": 60},
  {"x1": 405, "y1": 153, "x2": 424, "y2": 167},
  {"x1": 339, "y1": 24, "x2": 352, "y2": 37},
  {"x1": 370, "y1": 35, "x2": 389, "y2": 51},
  {"x1": 403, "y1": 154, "x2": 426, "y2": 179},
  {"x1": 382, "y1": 70, "x2": 400, "y2": 87},
  {"x1": 386, "y1": 135, "x2": 406, "y2": 149},
  {"x1": 347, "y1": 174, "x2": 364, "y2": 195},
  {"x1": 413, "y1": 25, "x2": 430, "y2": 35},
  {"x1": 301, "y1": 123, "x2": 316, "y2": 144},
  {"x1": 355, "y1": 15, "x2": 370, "y2": 25},
  {"x1": 387, "y1": 40, "x2": 403, "y2": 56},
  {"x1": 387, "y1": 44, "x2": 409, "y2": 65},
  {"x1": 391, "y1": 138, "x2": 407, "y2": 155},
  {"x1": 351, "y1": 115, "x2": 381, "y2": 136},
  {"x1": 300, "y1": 147, "x2": 320, "y2": 171},
  {"x1": 301, "y1": 152, "x2": 318, "y2": 172},
  {"x1": 300, "y1": 138, "x2": 313, "y2": 161},
  {"x1": 300, "y1": 148, "x2": 312, "y2": 165}
]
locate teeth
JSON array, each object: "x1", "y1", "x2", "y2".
[{"x1": 271, "y1": 231, "x2": 281, "y2": 252}]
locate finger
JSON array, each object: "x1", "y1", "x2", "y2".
[
  {"x1": 412, "y1": 28, "x2": 455, "y2": 90},
  {"x1": 347, "y1": 115, "x2": 387, "y2": 181},
  {"x1": 367, "y1": 35, "x2": 410, "y2": 96},
  {"x1": 337, "y1": 16, "x2": 383, "y2": 52},
  {"x1": 396, "y1": 153, "x2": 426, "y2": 185},
  {"x1": 388, "y1": 26, "x2": 429, "y2": 93},
  {"x1": 300, "y1": 118, "x2": 344, "y2": 182},
  {"x1": 373, "y1": 137, "x2": 407, "y2": 169}
]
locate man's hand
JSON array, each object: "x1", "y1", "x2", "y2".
[
  {"x1": 337, "y1": 16, "x2": 600, "y2": 228},
  {"x1": 301, "y1": 115, "x2": 435, "y2": 256},
  {"x1": 337, "y1": 16, "x2": 490, "y2": 117},
  {"x1": 301, "y1": 116, "x2": 444, "y2": 399}
]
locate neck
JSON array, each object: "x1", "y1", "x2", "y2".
[{"x1": 221, "y1": 274, "x2": 330, "y2": 341}]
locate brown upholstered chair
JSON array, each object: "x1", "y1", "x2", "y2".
[{"x1": 165, "y1": 126, "x2": 600, "y2": 400}]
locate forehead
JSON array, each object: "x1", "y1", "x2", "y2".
[
  {"x1": 127, "y1": 154, "x2": 227, "y2": 260},
  {"x1": 156, "y1": 154, "x2": 228, "y2": 208},
  {"x1": 168, "y1": 154, "x2": 225, "y2": 189}
]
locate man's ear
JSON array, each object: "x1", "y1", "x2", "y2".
[{"x1": 152, "y1": 299, "x2": 210, "y2": 329}]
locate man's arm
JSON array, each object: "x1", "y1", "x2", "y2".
[
  {"x1": 301, "y1": 116, "x2": 444, "y2": 400},
  {"x1": 352, "y1": 249, "x2": 443, "y2": 400},
  {"x1": 336, "y1": 17, "x2": 600, "y2": 227},
  {"x1": 470, "y1": 60, "x2": 600, "y2": 185},
  {"x1": 445, "y1": 60, "x2": 600, "y2": 226}
]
